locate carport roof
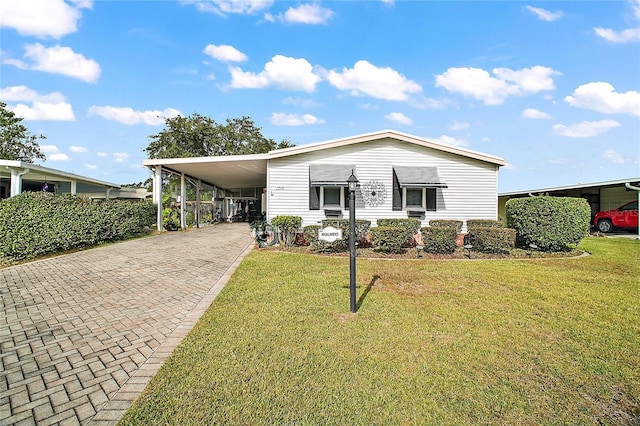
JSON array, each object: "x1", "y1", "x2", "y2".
[
  {"x1": 142, "y1": 129, "x2": 508, "y2": 189},
  {"x1": 0, "y1": 160, "x2": 121, "y2": 188}
]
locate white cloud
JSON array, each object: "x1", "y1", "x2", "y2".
[
  {"x1": 282, "y1": 97, "x2": 321, "y2": 108},
  {"x1": 84, "y1": 164, "x2": 97, "y2": 169},
  {"x1": 553, "y1": 120, "x2": 620, "y2": 138},
  {"x1": 436, "y1": 135, "x2": 469, "y2": 147},
  {"x1": 181, "y1": 0, "x2": 273, "y2": 16},
  {"x1": 229, "y1": 55, "x2": 321, "y2": 92},
  {"x1": 96, "y1": 152, "x2": 108, "y2": 157},
  {"x1": 448, "y1": 121, "x2": 470, "y2": 131},
  {"x1": 327, "y1": 60, "x2": 422, "y2": 101},
  {"x1": 602, "y1": 149, "x2": 626, "y2": 164},
  {"x1": 525, "y1": 5, "x2": 563, "y2": 22},
  {"x1": 203, "y1": 44, "x2": 248, "y2": 62},
  {"x1": 384, "y1": 112, "x2": 412, "y2": 125},
  {"x1": 50, "y1": 153, "x2": 70, "y2": 161},
  {"x1": 40, "y1": 145, "x2": 60, "y2": 153},
  {"x1": 88, "y1": 106, "x2": 181, "y2": 125},
  {"x1": 70, "y1": 145, "x2": 88, "y2": 153},
  {"x1": 278, "y1": 3, "x2": 334, "y2": 24},
  {"x1": 522, "y1": 108, "x2": 552, "y2": 119},
  {"x1": 2, "y1": 86, "x2": 76, "y2": 121},
  {"x1": 593, "y1": 0, "x2": 640, "y2": 43},
  {"x1": 565, "y1": 82, "x2": 640, "y2": 116},
  {"x1": 270, "y1": 112, "x2": 324, "y2": 126},
  {"x1": 4, "y1": 43, "x2": 101, "y2": 83},
  {"x1": 435, "y1": 66, "x2": 560, "y2": 105},
  {"x1": 113, "y1": 153, "x2": 130, "y2": 163},
  {"x1": 0, "y1": 0, "x2": 91, "y2": 39},
  {"x1": 481, "y1": 136, "x2": 492, "y2": 142}
]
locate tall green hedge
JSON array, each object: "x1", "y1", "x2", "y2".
[
  {"x1": 505, "y1": 196, "x2": 591, "y2": 252},
  {"x1": 376, "y1": 218, "x2": 421, "y2": 245},
  {"x1": 420, "y1": 226, "x2": 457, "y2": 254},
  {"x1": 0, "y1": 192, "x2": 155, "y2": 261}
]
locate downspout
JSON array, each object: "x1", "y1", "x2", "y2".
[{"x1": 625, "y1": 182, "x2": 640, "y2": 240}]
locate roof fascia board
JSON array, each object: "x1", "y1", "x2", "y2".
[{"x1": 142, "y1": 153, "x2": 269, "y2": 167}]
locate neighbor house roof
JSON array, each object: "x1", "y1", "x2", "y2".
[
  {"x1": 499, "y1": 177, "x2": 640, "y2": 197},
  {"x1": 0, "y1": 160, "x2": 122, "y2": 189},
  {"x1": 142, "y1": 130, "x2": 507, "y2": 189}
]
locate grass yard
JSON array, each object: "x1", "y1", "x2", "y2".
[{"x1": 119, "y1": 237, "x2": 640, "y2": 425}]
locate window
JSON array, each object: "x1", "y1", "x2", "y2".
[
  {"x1": 321, "y1": 187, "x2": 343, "y2": 208},
  {"x1": 392, "y1": 166, "x2": 446, "y2": 213},
  {"x1": 309, "y1": 164, "x2": 356, "y2": 211}
]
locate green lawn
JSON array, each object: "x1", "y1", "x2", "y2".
[{"x1": 120, "y1": 237, "x2": 640, "y2": 425}]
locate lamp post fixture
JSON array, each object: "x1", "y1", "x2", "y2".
[{"x1": 347, "y1": 171, "x2": 359, "y2": 313}]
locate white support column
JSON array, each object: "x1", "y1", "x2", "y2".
[
  {"x1": 106, "y1": 188, "x2": 112, "y2": 200},
  {"x1": 180, "y1": 173, "x2": 186, "y2": 229},
  {"x1": 195, "y1": 180, "x2": 201, "y2": 228},
  {"x1": 153, "y1": 167, "x2": 163, "y2": 231},
  {"x1": 70, "y1": 179, "x2": 77, "y2": 195},
  {"x1": 10, "y1": 168, "x2": 29, "y2": 197}
]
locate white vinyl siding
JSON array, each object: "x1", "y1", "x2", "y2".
[{"x1": 267, "y1": 138, "x2": 499, "y2": 230}]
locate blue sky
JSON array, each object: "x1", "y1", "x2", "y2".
[{"x1": 1, "y1": 0, "x2": 639, "y2": 192}]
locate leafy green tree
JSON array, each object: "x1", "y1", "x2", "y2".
[
  {"x1": 145, "y1": 114, "x2": 295, "y2": 159},
  {"x1": 0, "y1": 101, "x2": 46, "y2": 162}
]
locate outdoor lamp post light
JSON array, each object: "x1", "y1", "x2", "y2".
[{"x1": 347, "y1": 171, "x2": 359, "y2": 313}]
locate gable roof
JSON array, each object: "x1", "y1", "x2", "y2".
[
  {"x1": 142, "y1": 130, "x2": 507, "y2": 189},
  {"x1": 268, "y1": 129, "x2": 507, "y2": 166}
]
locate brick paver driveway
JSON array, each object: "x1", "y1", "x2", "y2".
[{"x1": 1, "y1": 223, "x2": 254, "y2": 425}]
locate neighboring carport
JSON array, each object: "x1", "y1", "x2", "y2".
[{"x1": 143, "y1": 154, "x2": 269, "y2": 231}]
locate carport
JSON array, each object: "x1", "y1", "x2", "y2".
[{"x1": 143, "y1": 154, "x2": 269, "y2": 230}]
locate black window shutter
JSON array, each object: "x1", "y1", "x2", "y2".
[
  {"x1": 426, "y1": 188, "x2": 437, "y2": 211},
  {"x1": 309, "y1": 186, "x2": 320, "y2": 210},
  {"x1": 392, "y1": 171, "x2": 402, "y2": 211}
]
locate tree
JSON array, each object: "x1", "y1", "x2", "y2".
[
  {"x1": 144, "y1": 114, "x2": 295, "y2": 159},
  {"x1": 0, "y1": 101, "x2": 46, "y2": 162}
]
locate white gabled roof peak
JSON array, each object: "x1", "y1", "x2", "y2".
[{"x1": 268, "y1": 129, "x2": 507, "y2": 166}]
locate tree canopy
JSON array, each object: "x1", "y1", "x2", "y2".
[
  {"x1": 0, "y1": 101, "x2": 46, "y2": 163},
  {"x1": 144, "y1": 114, "x2": 295, "y2": 159}
]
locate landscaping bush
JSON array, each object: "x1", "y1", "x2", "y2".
[
  {"x1": 467, "y1": 227, "x2": 516, "y2": 254},
  {"x1": 428, "y1": 220, "x2": 463, "y2": 234},
  {"x1": 0, "y1": 192, "x2": 155, "y2": 261},
  {"x1": 466, "y1": 219, "x2": 503, "y2": 229},
  {"x1": 303, "y1": 225, "x2": 337, "y2": 253},
  {"x1": 506, "y1": 196, "x2": 591, "y2": 252},
  {"x1": 162, "y1": 208, "x2": 180, "y2": 231},
  {"x1": 376, "y1": 218, "x2": 421, "y2": 246},
  {"x1": 370, "y1": 226, "x2": 407, "y2": 254},
  {"x1": 271, "y1": 215, "x2": 302, "y2": 247},
  {"x1": 420, "y1": 226, "x2": 458, "y2": 254}
]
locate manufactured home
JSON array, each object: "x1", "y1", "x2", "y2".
[{"x1": 144, "y1": 130, "x2": 507, "y2": 231}]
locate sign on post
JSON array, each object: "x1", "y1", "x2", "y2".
[{"x1": 318, "y1": 226, "x2": 342, "y2": 242}]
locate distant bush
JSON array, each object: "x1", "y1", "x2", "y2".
[
  {"x1": 376, "y1": 218, "x2": 421, "y2": 246},
  {"x1": 0, "y1": 192, "x2": 155, "y2": 261},
  {"x1": 466, "y1": 219, "x2": 502, "y2": 229},
  {"x1": 370, "y1": 226, "x2": 407, "y2": 254},
  {"x1": 420, "y1": 226, "x2": 458, "y2": 254},
  {"x1": 467, "y1": 227, "x2": 516, "y2": 254},
  {"x1": 428, "y1": 220, "x2": 463, "y2": 234},
  {"x1": 271, "y1": 215, "x2": 302, "y2": 247},
  {"x1": 506, "y1": 196, "x2": 591, "y2": 252}
]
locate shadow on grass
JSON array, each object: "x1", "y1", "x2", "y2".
[{"x1": 356, "y1": 275, "x2": 380, "y2": 311}]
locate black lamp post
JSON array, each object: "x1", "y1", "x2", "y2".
[{"x1": 347, "y1": 171, "x2": 359, "y2": 313}]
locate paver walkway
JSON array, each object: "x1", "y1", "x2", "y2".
[{"x1": 0, "y1": 223, "x2": 254, "y2": 425}]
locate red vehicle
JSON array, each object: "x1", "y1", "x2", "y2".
[{"x1": 593, "y1": 200, "x2": 639, "y2": 233}]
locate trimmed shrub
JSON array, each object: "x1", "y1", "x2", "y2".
[
  {"x1": 162, "y1": 208, "x2": 180, "y2": 230},
  {"x1": 0, "y1": 192, "x2": 155, "y2": 261},
  {"x1": 467, "y1": 227, "x2": 516, "y2": 254},
  {"x1": 420, "y1": 226, "x2": 458, "y2": 254},
  {"x1": 271, "y1": 215, "x2": 302, "y2": 247},
  {"x1": 429, "y1": 220, "x2": 463, "y2": 234},
  {"x1": 321, "y1": 219, "x2": 371, "y2": 248},
  {"x1": 376, "y1": 218, "x2": 421, "y2": 245},
  {"x1": 370, "y1": 226, "x2": 407, "y2": 253},
  {"x1": 466, "y1": 219, "x2": 502, "y2": 229},
  {"x1": 506, "y1": 196, "x2": 591, "y2": 252}
]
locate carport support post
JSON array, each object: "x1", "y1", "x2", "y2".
[
  {"x1": 180, "y1": 173, "x2": 186, "y2": 230},
  {"x1": 195, "y1": 180, "x2": 201, "y2": 228},
  {"x1": 625, "y1": 182, "x2": 640, "y2": 240},
  {"x1": 153, "y1": 166, "x2": 163, "y2": 231}
]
